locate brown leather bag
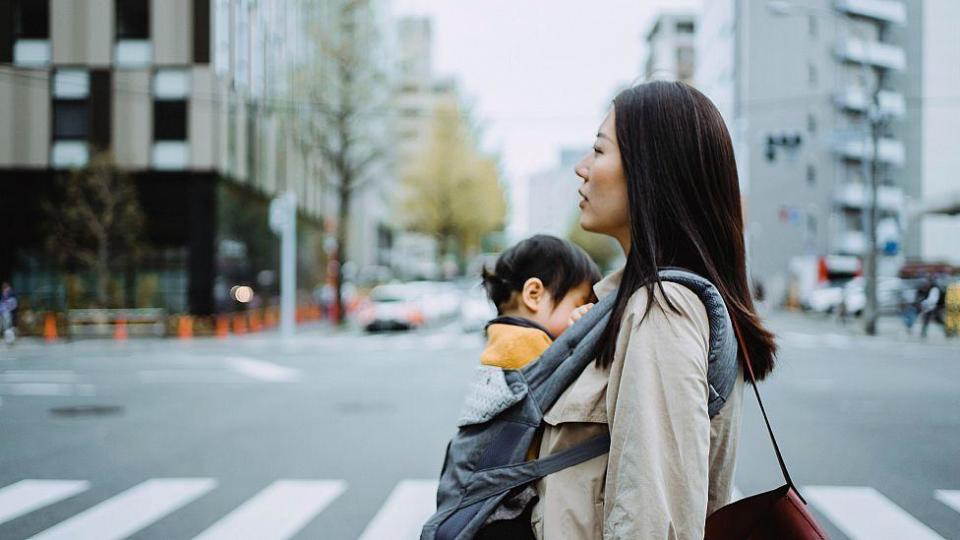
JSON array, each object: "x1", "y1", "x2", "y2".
[{"x1": 703, "y1": 318, "x2": 830, "y2": 540}]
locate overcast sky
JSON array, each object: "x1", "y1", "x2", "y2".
[{"x1": 392, "y1": 0, "x2": 701, "y2": 232}]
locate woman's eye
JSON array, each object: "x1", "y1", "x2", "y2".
[{"x1": 593, "y1": 146, "x2": 602, "y2": 154}]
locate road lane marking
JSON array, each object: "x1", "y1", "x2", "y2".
[
  {"x1": 935, "y1": 490, "x2": 960, "y2": 514},
  {"x1": 0, "y1": 480, "x2": 90, "y2": 525},
  {"x1": 0, "y1": 383, "x2": 95, "y2": 396},
  {"x1": 0, "y1": 371, "x2": 78, "y2": 383},
  {"x1": 358, "y1": 480, "x2": 439, "y2": 540},
  {"x1": 193, "y1": 480, "x2": 346, "y2": 540},
  {"x1": 805, "y1": 486, "x2": 943, "y2": 540},
  {"x1": 224, "y1": 357, "x2": 302, "y2": 382},
  {"x1": 29, "y1": 478, "x2": 216, "y2": 540}
]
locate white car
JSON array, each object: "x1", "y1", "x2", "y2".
[{"x1": 357, "y1": 284, "x2": 425, "y2": 331}]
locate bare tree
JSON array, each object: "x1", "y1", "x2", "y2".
[
  {"x1": 45, "y1": 151, "x2": 144, "y2": 307},
  {"x1": 293, "y1": 0, "x2": 392, "y2": 324}
]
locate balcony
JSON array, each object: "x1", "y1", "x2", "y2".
[
  {"x1": 13, "y1": 39, "x2": 50, "y2": 67},
  {"x1": 834, "y1": 0, "x2": 906, "y2": 25},
  {"x1": 834, "y1": 183, "x2": 903, "y2": 211},
  {"x1": 51, "y1": 142, "x2": 89, "y2": 169},
  {"x1": 114, "y1": 40, "x2": 152, "y2": 67},
  {"x1": 152, "y1": 142, "x2": 189, "y2": 171},
  {"x1": 832, "y1": 134, "x2": 905, "y2": 166},
  {"x1": 836, "y1": 230, "x2": 866, "y2": 255},
  {"x1": 833, "y1": 87, "x2": 905, "y2": 118},
  {"x1": 834, "y1": 38, "x2": 906, "y2": 71}
]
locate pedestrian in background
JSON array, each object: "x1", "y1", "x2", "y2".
[
  {"x1": 919, "y1": 275, "x2": 946, "y2": 338},
  {"x1": 1, "y1": 281, "x2": 18, "y2": 345},
  {"x1": 530, "y1": 81, "x2": 777, "y2": 539}
]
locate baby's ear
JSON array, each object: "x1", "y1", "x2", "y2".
[{"x1": 520, "y1": 277, "x2": 546, "y2": 312}]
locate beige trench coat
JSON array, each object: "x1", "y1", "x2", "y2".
[{"x1": 531, "y1": 268, "x2": 745, "y2": 539}]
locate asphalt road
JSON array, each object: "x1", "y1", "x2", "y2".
[{"x1": 0, "y1": 313, "x2": 957, "y2": 539}]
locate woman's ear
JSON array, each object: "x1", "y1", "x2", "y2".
[{"x1": 520, "y1": 277, "x2": 546, "y2": 313}]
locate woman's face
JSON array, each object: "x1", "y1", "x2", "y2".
[{"x1": 575, "y1": 110, "x2": 630, "y2": 250}]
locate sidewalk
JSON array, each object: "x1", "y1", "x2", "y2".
[{"x1": 763, "y1": 307, "x2": 957, "y2": 348}]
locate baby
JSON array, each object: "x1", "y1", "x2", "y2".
[{"x1": 480, "y1": 235, "x2": 601, "y2": 370}]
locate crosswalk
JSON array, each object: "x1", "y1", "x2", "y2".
[{"x1": 0, "y1": 478, "x2": 956, "y2": 540}]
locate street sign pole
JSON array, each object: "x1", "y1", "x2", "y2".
[{"x1": 270, "y1": 191, "x2": 297, "y2": 340}]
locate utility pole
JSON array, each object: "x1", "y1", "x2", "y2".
[{"x1": 270, "y1": 191, "x2": 297, "y2": 339}]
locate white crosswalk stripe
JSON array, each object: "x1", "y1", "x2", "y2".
[
  {"x1": 3, "y1": 479, "x2": 957, "y2": 539},
  {"x1": 29, "y1": 478, "x2": 216, "y2": 540},
  {"x1": 805, "y1": 485, "x2": 945, "y2": 540},
  {"x1": 0, "y1": 480, "x2": 89, "y2": 526},
  {"x1": 934, "y1": 490, "x2": 960, "y2": 514},
  {"x1": 358, "y1": 480, "x2": 438, "y2": 540},
  {"x1": 194, "y1": 480, "x2": 345, "y2": 540}
]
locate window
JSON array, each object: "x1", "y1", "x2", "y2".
[
  {"x1": 152, "y1": 69, "x2": 189, "y2": 169},
  {"x1": 807, "y1": 113, "x2": 817, "y2": 134},
  {"x1": 676, "y1": 21, "x2": 695, "y2": 34},
  {"x1": 52, "y1": 71, "x2": 90, "y2": 140},
  {"x1": 51, "y1": 70, "x2": 90, "y2": 168},
  {"x1": 807, "y1": 63, "x2": 818, "y2": 86},
  {"x1": 808, "y1": 15, "x2": 817, "y2": 38},
  {"x1": 677, "y1": 46, "x2": 695, "y2": 81},
  {"x1": 14, "y1": 0, "x2": 49, "y2": 39},
  {"x1": 116, "y1": 0, "x2": 150, "y2": 40},
  {"x1": 806, "y1": 164, "x2": 817, "y2": 186},
  {"x1": 153, "y1": 101, "x2": 188, "y2": 140},
  {"x1": 54, "y1": 101, "x2": 90, "y2": 140}
]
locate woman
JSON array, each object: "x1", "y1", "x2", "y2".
[{"x1": 530, "y1": 81, "x2": 777, "y2": 538}]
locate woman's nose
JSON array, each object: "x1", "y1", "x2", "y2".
[{"x1": 575, "y1": 156, "x2": 589, "y2": 181}]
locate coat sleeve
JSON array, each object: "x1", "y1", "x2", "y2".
[{"x1": 603, "y1": 283, "x2": 712, "y2": 539}]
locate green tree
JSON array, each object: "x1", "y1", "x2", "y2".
[
  {"x1": 399, "y1": 101, "x2": 507, "y2": 269},
  {"x1": 291, "y1": 0, "x2": 391, "y2": 324},
  {"x1": 45, "y1": 151, "x2": 144, "y2": 307}
]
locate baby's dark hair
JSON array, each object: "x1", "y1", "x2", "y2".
[{"x1": 482, "y1": 234, "x2": 602, "y2": 315}]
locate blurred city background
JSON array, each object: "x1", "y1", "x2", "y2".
[{"x1": 0, "y1": 0, "x2": 958, "y2": 539}]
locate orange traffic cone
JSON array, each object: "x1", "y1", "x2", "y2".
[
  {"x1": 216, "y1": 314, "x2": 229, "y2": 339},
  {"x1": 114, "y1": 318, "x2": 128, "y2": 341},
  {"x1": 232, "y1": 313, "x2": 247, "y2": 335},
  {"x1": 264, "y1": 308, "x2": 277, "y2": 328},
  {"x1": 177, "y1": 315, "x2": 193, "y2": 339},
  {"x1": 249, "y1": 311, "x2": 262, "y2": 332},
  {"x1": 44, "y1": 313, "x2": 58, "y2": 343}
]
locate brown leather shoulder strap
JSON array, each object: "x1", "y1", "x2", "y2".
[{"x1": 730, "y1": 315, "x2": 806, "y2": 504}]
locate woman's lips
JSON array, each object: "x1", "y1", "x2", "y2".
[{"x1": 578, "y1": 190, "x2": 588, "y2": 208}]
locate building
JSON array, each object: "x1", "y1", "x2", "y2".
[
  {"x1": 391, "y1": 16, "x2": 461, "y2": 279},
  {"x1": 642, "y1": 11, "x2": 697, "y2": 84},
  {"x1": 525, "y1": 148, "x2": 588, "y2": 239},
  {"x1": 695, "y1": 0, "x2": 919, "y2": 301},
  {"x1": 0, "y1": 0, "x2": 396, "y2": 314},
  {"x1": 894, "y1": 0, "x2": 960, "y2": 264}
]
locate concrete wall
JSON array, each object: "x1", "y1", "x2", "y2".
[
  {"x1": 112, "y1": 70, "x2": 151, "y2": 169},
  {"x1": 0, "y1": 67, "x2": 49, "y2": 167},
  {"x1": 51, "y1": 0, "x2": 113, "y2": 66},
  {"x1": 918, "y1": 0, "x2": 960, "y2": 262},
  {"x1": 190, "y1": 65, "x2": 216, "y2": 169},
  {"x1": 153, "y1": 0, "x2": 193, "y2": 65}
]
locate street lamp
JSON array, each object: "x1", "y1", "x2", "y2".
[{"x1": 767, "y1": 0, "x2": 893, "y2": 336}]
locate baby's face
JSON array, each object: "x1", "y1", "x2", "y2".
[{"x1": 540, "y1": 282, "x2": 595, "y2": 338}]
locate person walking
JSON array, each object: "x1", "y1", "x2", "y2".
[
  {"x1": 530, "y1": 81, "x2": 778, "y2": 539},
  {"x1": 1, "y1": 281, "x2": 18, "y2": 345},
  {"x1": 919, "y1": 276, "x2": 946, "y2": 338}
]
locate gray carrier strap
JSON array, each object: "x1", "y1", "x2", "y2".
[
  {"x1": 522, "y1": 269, "x2": 738, "y2": 418},
  {"x1": 521, "y1": 291, "x2": 616, "y2": 414},
  {"x1": 459, "y1": 434, "x2": 611, "y2": 508}
]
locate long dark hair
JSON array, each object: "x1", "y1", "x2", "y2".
[{"x1": 593, "y1": 81, "x2": 777, "y2": 380}]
